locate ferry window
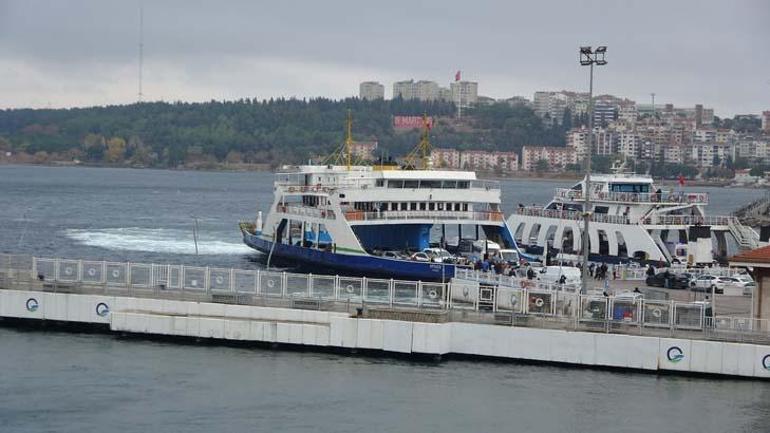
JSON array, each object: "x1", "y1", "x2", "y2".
[
  {"x1": 442, "y1": 180, "x2": 457, "y2": 188},
  {"x1": 457, "y1": 181, "x2": 470, "y2": 189},
  {"x1": 594, "y1": 206, "x2": 609, "y2": 214},
  {"x1": 462, "y1": 203, "x2": 468, "y2": 211},
  {"x1": 410, "y1": 202, "x2": 417, "y2": 210},
  {"x1": 390, "y1": 202, "x2": 397, "y2": 211},
  {"x1": 420, "y1": 180, "x2": 441, "y2": 188},
  {"x1": 388, "y1": 180, "x2": 403, "y2": 188},
  {"x1": 420, "y1": 202, "x2": 426, "y2": 210},
  {"x1": 403, "y1": 180, "x2": 419, "y2": 189},
  {"x1": 400, "y1": 202, "x2": 407, "y2": 211},
  {"x1": 379, "y1": 203, "x2": 387, "y2": 211},
  {"x1": 610, "y1": 184, "x2": 650, "y2": 193},
  {"x1": 429, "y1": 203, "x2": 435, "y2": 211},
  {"x1": 454, "y1": 203, "x2": 461, "y2": 211},
  {"x1": 375, "y1": 179, "x2": 384, "y2": 187},
  {"x1": 437, "y1": 203, "x2": 444, "y2": 211}
]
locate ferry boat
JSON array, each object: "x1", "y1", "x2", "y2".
[
  {"x1": 239, "y1": 115, "x2": 529, "y2": 281},
  {"x1": 507, "y1": 166, "x2": 763, "y2": 265}
]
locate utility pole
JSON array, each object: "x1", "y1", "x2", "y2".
[{"x1": 579, "y1": 46, "x2": 607, "y2": 294}]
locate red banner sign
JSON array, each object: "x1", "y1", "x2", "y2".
[{"x1": 393, "y1": 116, "x2": 434, "y2": 130}]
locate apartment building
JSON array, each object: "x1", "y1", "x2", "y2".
[
  {"x1": 359, "y1": 81, "x2": 384, "y2": 100},
  {"x1": 521, "y1": 146, "x2": 577, "y2": 171}
]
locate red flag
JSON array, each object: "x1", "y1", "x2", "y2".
[
  {"x1": 678, "y1": 174, "x2": 685, "y2": 187},
  {"x1": 455, "y1": 70, "x2": 461, "y2": 81}
]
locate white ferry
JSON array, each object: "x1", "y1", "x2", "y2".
[
  {"x1": 240, "y1": 116, "x2": 530, "y2": 281},
  {"x1": 507, "y1": 167, "x2": 762, "y2": 265}
]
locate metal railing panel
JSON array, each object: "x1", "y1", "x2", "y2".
[
  {"x1": 129, "y1": 264, "x2": 153, "y2": 289},
  {"x1": 674, "y1": 303, "x2": 703, "y2": 330},
  {"x1": 259, "y1": 271, "x2": 284, "y2": 297},
  {"x1": 334, "y1": 276, "x2": 360, "y2": 301},
  {"x1": 365, "y1": 278, "x2": 391, "y2": 304},
  {"x1": 311, "y1": 275, "x2": 336, "y2": 299},
  {"x1": 81, "y1": 261, "x2": 105, "y2": 284},
  {"x1": 57, "y1": 259, "x2": 80, "y2": 282},
  {"x1": 642, "y1": 301, "x2": 672, "y2": 328},
  {"x1": 182, "y1": 266, "x2": 207, "y2": 292},
  {"x1": 285, "y1": 273, "x2": 309, "y2": 297},
  {"x1": 579, "y1": 296, "x2": 608, "y2": 322},
  {"x1": 208, "y1": 268, "x2": 232, "y2": 293},
  {"x1": 105, "y1": 262, "x2": 129, "y2": 287},
  {"x1": 393, "y1": 280, "x2": 418, "y2": 306},
  {"x1": 233, "y1": 270, "x2": 258, "y2": 294}
]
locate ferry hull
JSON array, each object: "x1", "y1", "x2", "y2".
[{"x1": 242, "y1": 232, "x2": 456, "y2": 282}]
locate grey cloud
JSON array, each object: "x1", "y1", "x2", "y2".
[{"x1": 0, "y1": 0, "x2": 768, "y2": 115}]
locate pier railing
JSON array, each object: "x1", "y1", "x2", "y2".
[{"x1": 0, "y1": 255, "x2": 766, "y2": 344}]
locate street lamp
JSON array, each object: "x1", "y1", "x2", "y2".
[{"x1": 579, "y1": 45, "x2": 607, "y2": 294}]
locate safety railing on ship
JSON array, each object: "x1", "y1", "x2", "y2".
[
  {"x1": 344, "y1": 210, "x2": 504, "y2": 222},
  {"x1": 554, "y1": 188, "x2": 709, "y2": 205}
]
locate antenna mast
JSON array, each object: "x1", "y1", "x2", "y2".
[{"x1": 138, "y1": 6, "x2": 144, "y2": 102}]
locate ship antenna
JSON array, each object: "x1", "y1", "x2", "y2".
[{"x1": 345, "y1": 110, "x2": 353, "y2": 170}]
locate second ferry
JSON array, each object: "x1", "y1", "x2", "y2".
[{"x1": 239, "y1": 115, "x2": 528, "y2": 281}]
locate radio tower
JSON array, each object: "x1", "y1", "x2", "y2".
[{"x1": 138, "y1": 6, "x2": 144, "y2": 102}]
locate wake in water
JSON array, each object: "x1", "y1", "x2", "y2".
[{"x1": 64, "y1": 227, "x2": 252, "y2": 255}]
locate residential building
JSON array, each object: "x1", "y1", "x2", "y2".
[
  {"x1": 617, "y1": 132, "x2": 640, "y2": 159},
  {"x1": 431, "y1": 148, "x2": 461, "y2": 169},
  {"x1": 351, "y1": 141, "x2": 378, "y2": 160},
  {"x1": 393, "y1": 80, "x2": 416, "y2": 100},
  {"x1": 359, "y1": 81, "x2": 384, "y2": 100},
  {"x1": 663, "y1": 144, "x2": 685, "y2": 164},
  {"x1": 763, "y1": 111, "x2": 770, "y2": 133},
  {"x1": 521, "y1": 146, "x2": 577, "y2": 171},
  {"x1": 414, "y1": 80, "x2": 440, "y2": 101}
]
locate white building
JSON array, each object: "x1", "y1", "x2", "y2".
[
  {"x1": 359, "y1": 81, "x2": 384, "y2": 100},
  {"x1": 414, "y1": 80, "x2": 440, "y2": 101},
  {"x1": 451, "y1": 81, "x2": 478, "y2": 112},
  {"x1": 431, "y1": 148, "x2": 461, "y2": 169},
  {"x1": 393, "y1": 80, "x2": 416, "y2": 100}
]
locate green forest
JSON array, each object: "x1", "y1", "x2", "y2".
[{"x1": 0, "y1": 98, "x2": 568, "y2": 168}]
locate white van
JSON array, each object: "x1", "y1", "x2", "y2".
[{"x1": 537, "y1": 266, "x2": 582, "y2": 287}]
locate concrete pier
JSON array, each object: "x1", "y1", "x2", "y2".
[{"x1": 2, "y1": 255, "x2": 770, "y2": 380}]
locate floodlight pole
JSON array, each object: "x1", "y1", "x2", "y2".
[{"x1": 579, "y1": 46, "x2": 606, "y2": 295}]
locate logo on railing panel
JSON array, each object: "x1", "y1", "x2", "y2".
[
  {"x1": 95, "y1": 302, "x2": 110, "y2": 317},
  {"x1": 666, "y1": 346, "x2": 684, "y2": 363},
  {"x1": 26, "y1": 298, "x2": 39, "y2": 312},
  {"x1": 762, "y1": 354, "x2": 770, "y2": 371}
]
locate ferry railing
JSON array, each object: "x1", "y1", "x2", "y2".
[
  {"x1": 515, "y1": 207, "x2": 632, "y2": 224},
  {"x1": 554, "y1": 188, "x2": 709, "y2": 205},
  {"x1": 344, "y1": 210, "x2": 504, "y2": 222},
  {"x1": 1, "y1": 254, "x2": 767, "y2": 343},
  {"x1": 276, "y1": 205, "x2": 336, "y2": 220},
  {"x1": 647, "y1": 215, "x2": 735, "y2": 226}
]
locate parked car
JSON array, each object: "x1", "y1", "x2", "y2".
[
  {"x1": 690, "y1": 275, "x2": 725, "y2": 294},
  {"x1": 422, "y1": 248, "x2": 454, "y2": 263},
  {"x1": 409, "y1": 252, "x2": 431, "y2": 262},
  {"x1": 645, "y1": 272, "x2": 691, "y2": 290}
]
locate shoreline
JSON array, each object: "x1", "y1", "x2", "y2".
[{"x1": 0, "y1": 160, "x2": 744, "y2": 187}]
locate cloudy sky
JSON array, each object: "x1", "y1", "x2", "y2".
[{"x1": 1, "y1": 0, "x2": 768, "y2": 116}]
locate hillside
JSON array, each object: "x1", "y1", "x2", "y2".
[{"x1": 0, "y1": 98, "x2": 568, "y2": 169}]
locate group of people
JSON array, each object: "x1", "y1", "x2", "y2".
[{"x1": 587, "y1": 262, "x2": 614, "y2": 280}]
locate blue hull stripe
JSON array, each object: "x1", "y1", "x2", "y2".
[{"x1": 243, "y1": 233, "x2": 455, "y2": 281}]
